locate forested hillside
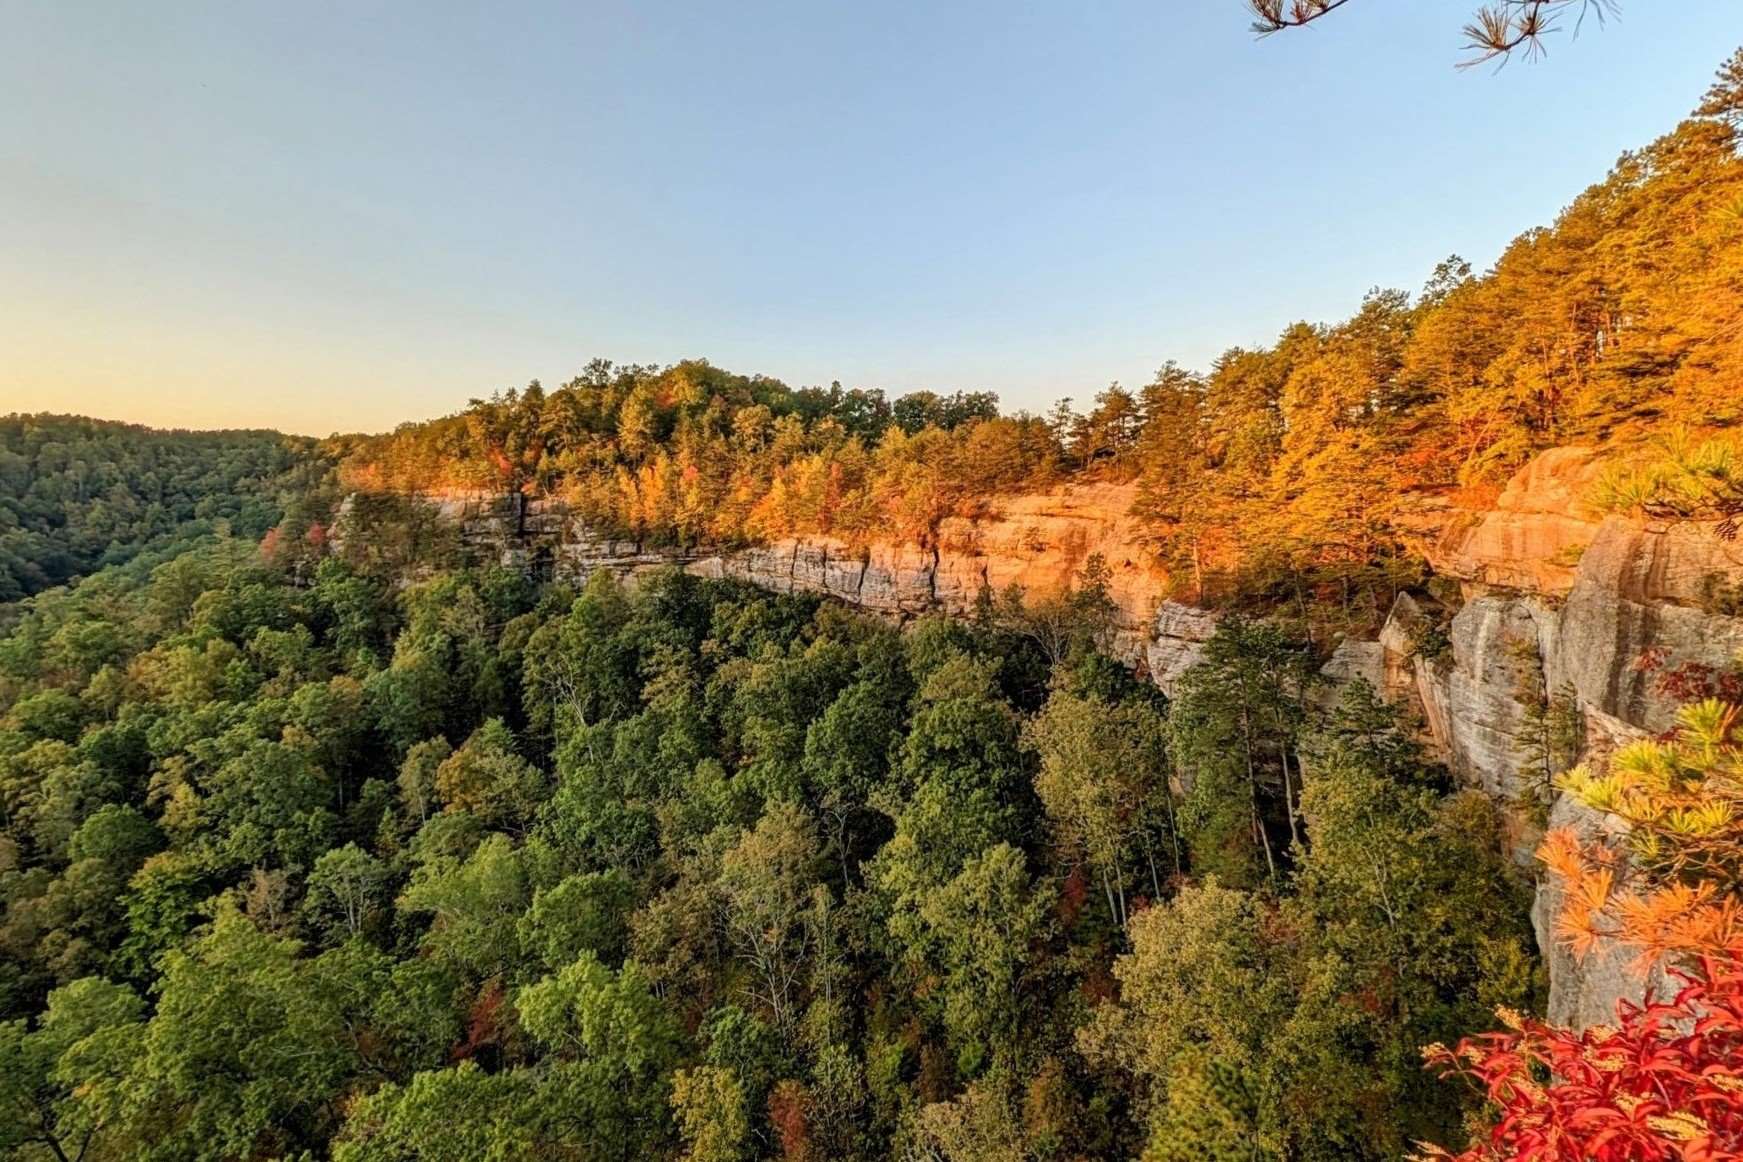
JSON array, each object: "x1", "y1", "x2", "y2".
[
  {"x1": 3, "y1": 47, "x2": 1743, "y2": 1162},
  {"x1": 0, "y1": 519, "x2": 1536, "y2": 1159},
  {"x1": 0, "y1": 415, "x2": 327, "y2": 606}
]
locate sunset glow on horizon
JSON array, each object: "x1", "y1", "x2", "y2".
[{"x1": 5, "y1": 0, "x2": 1738, "y2": 435}]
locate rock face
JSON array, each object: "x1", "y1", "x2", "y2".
[
  {"x1": 1413, "y1": 593, "x2": 1561, "y2": 802},
  {"x1": 398, "y1": 445, "x2": 1743, "y2": 1033},
  {"x1": 1530, "y1": 794, "x2": 1674, "y2": 1030},
  {"x1": 1404, "y1": 475, "x2": 1743, "y2": 793},
  {"x1": 1311, "y1": 639, "x2": 1388, "y2": 711},
  {"x1": 1429, "y1": 446, "x2": 1607, "y2": 596},
  {"x1": 1146, "y1": 602, "x2": 1222, "y2": 696},
  {"x1": 1557, "y1": 517, "x2": 1743, "y2": 734},
  {"x1": 1406, "y1": 511, "x2": 1743, "y2": 794},
  {"x1": 426, "y1": 481, "x2": 1169, "y2": 661},
  {"x1": 688, "y1": 537, "x2": 944, "y2": 620},
  {"x1": 934, "y1": 482, "x2": 1160, "y2": 636},
  {"x1": 1391, "y1": 454, "x2": 1743, "y2": 1031}
]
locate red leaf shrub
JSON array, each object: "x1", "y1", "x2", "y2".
[{"x1": 1423, "y1": 948, "x2": 1743, "y2": 1161}]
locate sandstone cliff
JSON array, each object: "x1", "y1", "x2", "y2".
[
  {"x1": 364, "y1": 446, "x2": 1743, "y2": 1032},
  {"x1": 1387, "y1": 452, "x2": 1743, "y2": 1029},
  {"x1": 385, "y1": 481, "x2": 1168, "y2": 661},
  {"x1": 689, "y1": 482, "x2": 1165, "y2": 661}
]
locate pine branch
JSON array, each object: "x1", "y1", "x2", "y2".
[{"x1": 1247, "y1": 0, "x2": 1357, "y2": 35}]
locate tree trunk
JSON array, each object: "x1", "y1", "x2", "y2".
[{"x1": 1238, "y1": 701, "x2": 1278, "y2": 884}]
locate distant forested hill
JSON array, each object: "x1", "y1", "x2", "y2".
[{"x1": 0, "y1": 415, "x2": 328, "y2": 603}]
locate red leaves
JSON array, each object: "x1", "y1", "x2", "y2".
[
  {"x1": 260, "y1": 519, "x2": 331, "y2": 573},
  {"x1": 768, "y1": 1079, "x2": 812, "y2": 1161},
  {"x1": 1423, "y1": 947, "x2": 1743, "y2": 1161},
  {"x1": 1634, "y1": 648, "x2": 1743, "y2": 706},
  {"x1": 451, "y1": 978, "x2": 508, "y2": 1065}
]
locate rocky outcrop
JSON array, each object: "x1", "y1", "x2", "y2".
[
  {"x1": 1398, "y1": 510, "x2": 1743, "y2": 802},
  {"x1": 1319, "y1": 639, "x2": 1385, "y2": 689},
  {"x1": 934, "y1": 482, "x2": 1160, "y2": 637},
  {"x1": 689, "y1": 538, "x2": 941, "y2": 617},
  {"x1": 1413, "y1": 593, "x2": 1561, "y2": 802},
  {"x1": 1146, "y1": 602, "x2": 1221, "y2": 696},
  {"x1": 1556, "y1": 516, "x2": 1743, "y2": 735},
  {"x1": 425, "y1": 482, "x2": 1167, "y2": 660},
  {"x1": 1385, "y1": 451, "x2": 1743, "y2": 1032},
  {"x1": 1378, "y1": 593, "x2": 1435, "y2": 722},
  {"x1": 1428, "y1": 446, "x2": 1607, "y2": 596}
]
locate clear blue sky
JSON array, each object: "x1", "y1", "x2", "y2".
[{"x1": 2, "y1": 1, "x2": 1737, "y2": 435}]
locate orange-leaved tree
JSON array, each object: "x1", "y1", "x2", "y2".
[{"x1": 1422, "y1": 697, "x2": 1743, "y2": 1161}]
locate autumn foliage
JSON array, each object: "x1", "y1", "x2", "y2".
[
  {"x1": 327, "y1": 50, "x2": 1743, "y2": 645},
  {"x1": 1427, "y1": 695, "x2": 1743, "y2": 1159},
  {"x1": 1422, "y1": 949, "x2": 1743, "y2": 1161}
]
